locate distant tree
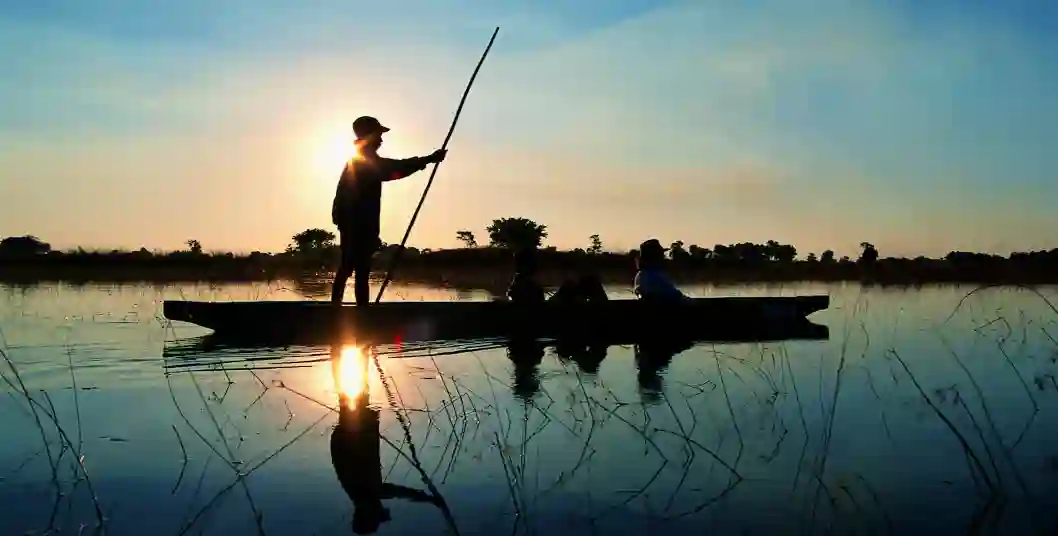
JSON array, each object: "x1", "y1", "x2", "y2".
[
  {"x1": 687, "y1": 244, "x2": 711, "y2": 261},
  {"x1": 669, "y1": 240, "x2": 690, "y2": 262},
  {"x1": 806, "y1": 252, "x2": 818, "y2": 263},
  {"x1": 760, "y1": 240, "x2": 796, "y2": 262},
  {"x1": 288, "y1": 228, "x2": 336, "y2": 254},
  {"x1": 455, "y1": 230, "x2": 478, "y2": 248},
  {"x1": 712, "y1": 244, "x2": 735, "y2": 263},
  {"x1": 0, "y1": 235, "x2": 51, "y2": 258},
  {"x1": 765, "y1": 240, "x2": 780, "y2": 260},
  {"x1": 732, "y1": 242, "x2": 767, "y2": 264},
  {"x1": 587, "y1": 234, "x2": 603, "y2": 255},
  {"x1": 820, "y1": 250, "x2": 835, "y2": 264},
  {"x1": 185, "y1": 239, "x2": 203, "y2": 254},
  {"x1": 486, "y1": 217, "x2": 548, "y2": 250},
  {"x1": 774, "y1": 244, "x2": 797, "y2": 263},
  {"x1": 858, "y1": 242, "x2": 879, "y2": 264}
]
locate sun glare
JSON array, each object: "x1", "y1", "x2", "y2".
[
  {"x1": 336, "y1": 345, "x2": 369, "y2": 402},
  {"x1": 308, "y1": 123, "x2": 360, "y2": 179},
  {"x1": 318, "y1": 135, "x2": 358, "y2": 173}
]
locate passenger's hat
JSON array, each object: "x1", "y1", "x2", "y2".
[{"x1": 636, "y1": 238, "x2": 668, "y2": 259}]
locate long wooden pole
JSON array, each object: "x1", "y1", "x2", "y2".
[{"x1": 374, "y1": 26, "x2": 500, "y2": 303}]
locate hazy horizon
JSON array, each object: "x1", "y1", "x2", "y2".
[{"x1": 3, "y1": 0, "x2": 1057, "y2": 260}]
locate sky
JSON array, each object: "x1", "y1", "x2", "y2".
[{"x1": 2, "y1": 0, "x2": 1057, "y2": 258}]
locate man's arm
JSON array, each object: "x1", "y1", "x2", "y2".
[
  {"x1": 379, "y1": 157, "x2": 428, "y2": 182},
  {"x1": 634, "y1": 271, "x2": 687, "y2": 300},
  {"x1": 379, "y1": 483, "x2": 438, "y2": 503},
  {"x1": 379, "y1": 149, "x2": 446, "y2": 182},
  {"x1": 659, "y1": 276, "x2": 690, "y2": 301}
]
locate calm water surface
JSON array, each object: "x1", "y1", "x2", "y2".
[{"x1": 2, "y1": 280, "x2": 1058, "y2": 535}]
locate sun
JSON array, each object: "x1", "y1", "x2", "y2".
[{"x1": 315, "y1": 134, "x2": 359, "y2": 174}]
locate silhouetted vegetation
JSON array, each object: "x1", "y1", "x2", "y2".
[
  {"x1": 485, "y1": 217, "x2": 548, "y2": 251},
  {"x1": 2, "y1": 217, "x2": 1058, "y2": 286}
]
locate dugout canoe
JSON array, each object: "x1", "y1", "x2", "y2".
[{"x1": 162, "y1": 295, "x2": 829, "y2": 345}]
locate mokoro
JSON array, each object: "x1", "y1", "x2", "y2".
[{"x1": 163, "y1": 295, "x2": 829, "y2": 345}]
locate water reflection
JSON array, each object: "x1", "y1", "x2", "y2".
[
  {"x1": 505, "y1": 338, "x2": 546, "y2": 400},
  {"x1": 166, "y1": 330, "x2": 783, "y2": 405},
  {"x1": 335, "y1": 345, "x2": 369, "y2": 404},
  {"x1": 554, "y1": 340, "x2": 608, "y2": 375},
  {"x1": 328, "y1": 344, "x2": 442, "y2": 534},
  {"x1": 12, "y1": 281, "x2": 1058, "y2": 534},
  {"x1": 633, "y1": 339, "x2": 696, "y2": 404},
  {"x1": 506, "y1": 333, "x2": 697, "y2": 404},
  {"x1": 291, "y1": 276, "x2": 334, "y2": 299},
  {"x1": 507, "y1": 336, "x2": 697, "y2": 402}
]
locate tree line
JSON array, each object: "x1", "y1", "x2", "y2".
[{"x1": 2, "y1": 217, "x2": 1057, "y2": 284}]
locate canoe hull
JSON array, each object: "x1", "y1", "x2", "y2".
[{"x1": 162, "y1": 295, "x2": 830, "y2": 346}]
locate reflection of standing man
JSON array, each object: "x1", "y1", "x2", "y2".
[{"x1": 329, "y1": 345, "x2": 439, "y2": 534}]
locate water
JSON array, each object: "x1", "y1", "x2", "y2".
[{"x1": 2, "y1": 280, "x2": 1058, "y2": 535}]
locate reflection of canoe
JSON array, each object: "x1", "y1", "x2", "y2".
[
  {"x1": 163, "y1": 319, "x2": 830, "y2": 359},
  {"x1": 162, "y1": 295, "x2": 829, "y2": 346}
]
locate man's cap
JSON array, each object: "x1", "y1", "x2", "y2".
[
  {"x1": 637, "y1": 238, "x2": 668, "y2": 258},
  {"x1": 352, "y1": 116, "x2": 390, "y2": 140}
]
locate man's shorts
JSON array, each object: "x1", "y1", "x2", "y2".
[{"x1": 339, "y1": 229, "x2": 381, "y2": 267}]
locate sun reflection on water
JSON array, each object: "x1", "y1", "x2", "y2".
[{"x1": 334, "y1": 345, "x2": 369, "y2": 407}]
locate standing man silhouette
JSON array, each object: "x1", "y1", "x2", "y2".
[{"x1": 331, "y1": 116, "x2": 447, "y2": 305}]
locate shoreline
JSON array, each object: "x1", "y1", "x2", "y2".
[{"x1": 2, "y1": 242, "x2": 1056, "y2": 288}]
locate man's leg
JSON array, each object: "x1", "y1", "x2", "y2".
[
  {"x1": 332, "y1": 230, "x2": 354, "y2": 304},
  {"x1": 353, "y1": 246, "x2": 373, "y2": 306},
  {"x1": 331, "y1": 269, "x2": 351, "y2": 303},
  {"x1": 350, "y1": 236, "x2": 379, "y2": 306}
]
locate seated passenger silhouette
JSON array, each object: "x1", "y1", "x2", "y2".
[
  {"x1": 633, "y1": 239, "x2": 689, "y2": 302},
  {"x1": 506, "y1": 248, "x2": 546, "y2": 303},
  {"x1": 506, "y1": 248, "x2": 609, "y2": 304}
]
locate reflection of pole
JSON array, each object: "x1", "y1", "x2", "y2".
[
  {"x1": 375, "y1": 26, "x2": 500, "y2": 303},
  {"x1": 368, "y1": 347, "x2": 462, "y2": 535}
]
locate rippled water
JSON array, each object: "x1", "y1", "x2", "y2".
[{"x1": 2, "y1": 280, "x2": 1057, "y2": 535}]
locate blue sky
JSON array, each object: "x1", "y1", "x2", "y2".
[{"x1": 2, "y1": 0, "x2": 1057, "y2": 258}]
